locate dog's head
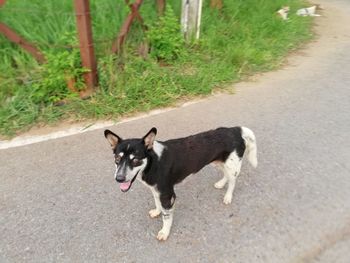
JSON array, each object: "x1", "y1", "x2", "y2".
[{"x1": 104, "y1": 128, "x2": 157, "y2": 192}]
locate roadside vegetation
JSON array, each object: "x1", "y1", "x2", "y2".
[{"x1": 0, "y1": 0, "x2": 313, "y2": 138}]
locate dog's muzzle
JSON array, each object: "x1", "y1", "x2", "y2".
[{"x1": 115, "y1": 171, "x2": 140, "y2": 192}]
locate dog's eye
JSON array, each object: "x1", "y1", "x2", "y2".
[
  {"x1": 131, "y1": 158, "x2": 142, "y2": 166},
  {"x1": 115, "y1": 155, "x2": 122, "y2": 164}
]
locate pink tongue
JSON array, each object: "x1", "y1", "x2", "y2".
[{"x1": 120, "y1": 181, "x2": 131, "y2": 191}]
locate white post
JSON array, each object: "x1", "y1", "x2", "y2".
[
  {"x1": 181, "y1": 0, "x2": 203, "y2": 41},
  {"x1": 196, "y1": 0, "x2": 203, "y2": 39}
]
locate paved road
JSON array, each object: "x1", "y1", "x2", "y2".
[{"x1": 1, "y1": 1, "x2": 350, "y2": 262}]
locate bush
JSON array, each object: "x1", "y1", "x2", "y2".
[
  {"x1": 31, "y1": 32, "x2": 88, "y2": 104},
  {"x1": 146, "y1": 6, "x2": 185, "y2": 62}
]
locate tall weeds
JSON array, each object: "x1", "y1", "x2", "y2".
[{"x1": 0, "y1": 0, "x2": 313, "y2": 137}]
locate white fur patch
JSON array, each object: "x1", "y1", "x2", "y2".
[
  {"x1": 114, "y1": 164, "x2": 119, "y2": 179},
  {"x1": 222, "y1": 151, "x2": 242, "y2": 204},
  {"x1": 137, "y1": 179, "x2": 162, "y2": 218},
  {"x1": 149, "y1": 187, "x2": 162, "y2": 218},
  {"x1": 153, "y1": 141, "x2": 165, "y2": 159},
  {"x1": 129, "y1": 154, "x2": 135, "y2": 159},
  {"x1": 118, "y1": 152, "x2": 124, "y2": 157},
  {"x1": 127, "y1": 158, "x2": 147, "y2": 179},
  {"x1": 224, "y1": 151, "x2": 241, "y2": 175},
  {"x1": 157, "y1": 207, "x2": 174, "y2": 241},
  {"x1": 241, "y1": 127, "x2": 258, "y2": 168}
]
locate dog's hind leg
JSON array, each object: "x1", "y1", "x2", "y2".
[
  {"x1": 223, "y1": 151, "x2": 242, "y2": 205},
  {"x1": 214, "y1": 163, "x2": 228, "y2": 189},
  {"x1": 157, "y1": 192, "x2": 176, "y2": 241},
  {"x1": 149, "y1": 187, "x2": 162, "y2": 218}
]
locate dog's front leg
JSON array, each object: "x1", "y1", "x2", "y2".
[
  {"x1": 157, "y1": 192, "x2": 176, "y2": 241},
  {"x1": 149, "y1": 187, "x2": 162, "y2": 218},
  {"x1": 157, "y1": 207, "x2": 174, "y2": 241}
]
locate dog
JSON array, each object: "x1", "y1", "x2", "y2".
[
  {"x1": 296, "y1": 5, "x2": 322, "y2": 17},
  {"x1": 277, "y1": 6, "x2": 290, "y2": 20},
  {"x1": 104, "y1": 126, "x2": 257, "y2": 241}
]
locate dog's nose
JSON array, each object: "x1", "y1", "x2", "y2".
[{"x1": 115, "y1": 175, "x2": 125, "y2": 183}]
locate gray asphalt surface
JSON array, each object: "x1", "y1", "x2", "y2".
[{"x1": 1, "y1": 1, "x2": 350, "y2": 262}]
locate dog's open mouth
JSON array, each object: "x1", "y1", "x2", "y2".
[
  {"x1": 120, "y1": 181, "x2": 132, "y2": 192},
  {"x1": 119, "y1": 172, "x2": 139, "y2": 192}
]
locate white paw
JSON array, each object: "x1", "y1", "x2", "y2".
[
  {"x1": 157, "y1": 230, "x2": 169, "y2": 241},
  {"x1": 149, "y1": 209, "x2": 161, "y2": 218},
  {"x1": 223, "y1": 195, "x2": 232, "y2": 205},
  {"x1": 214, "y1": 181, "x2": 226, "y2": 189}
]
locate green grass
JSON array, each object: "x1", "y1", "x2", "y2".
[{"x1": 0, "y1": 0, "x2": 313, "y2": 138}]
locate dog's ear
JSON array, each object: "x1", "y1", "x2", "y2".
[
  {"x1": 104, "y1": 130, "x2": 122, "y2": 150},
  {"x1": 143, "y1": 127, "x2": 157, "y2": 149}
]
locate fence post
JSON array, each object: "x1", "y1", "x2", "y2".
[
  {"x1": 111, "y1": 0, "x2": 144, "y2": 54},
  {"x1": 156, "y1": 0, "x2": 165, "y2": 16},
  {"x1": 0, "y1": 0, "x2": 45, "y2": 63},
  {"x1": 0, "y1": 23, "x2": 46, "y2": 63},
  {"x1": 74, "y1": 0, "x2": 98, "y2": 98},
  {"x1": 181, "y1": 0, "x2": 203, "y2": 41}
]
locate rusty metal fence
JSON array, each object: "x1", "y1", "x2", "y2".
[{"x1": 0, "y1": 0, "x2": 166, "y2": 97}]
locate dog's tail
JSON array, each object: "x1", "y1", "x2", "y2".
[{"x1": 241, "y1": 127, "x2": 258, "y2": 168}]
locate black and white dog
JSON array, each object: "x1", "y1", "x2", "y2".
[{"x1": 104, "y1": 126, "x2": 257, "y2": 241}]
